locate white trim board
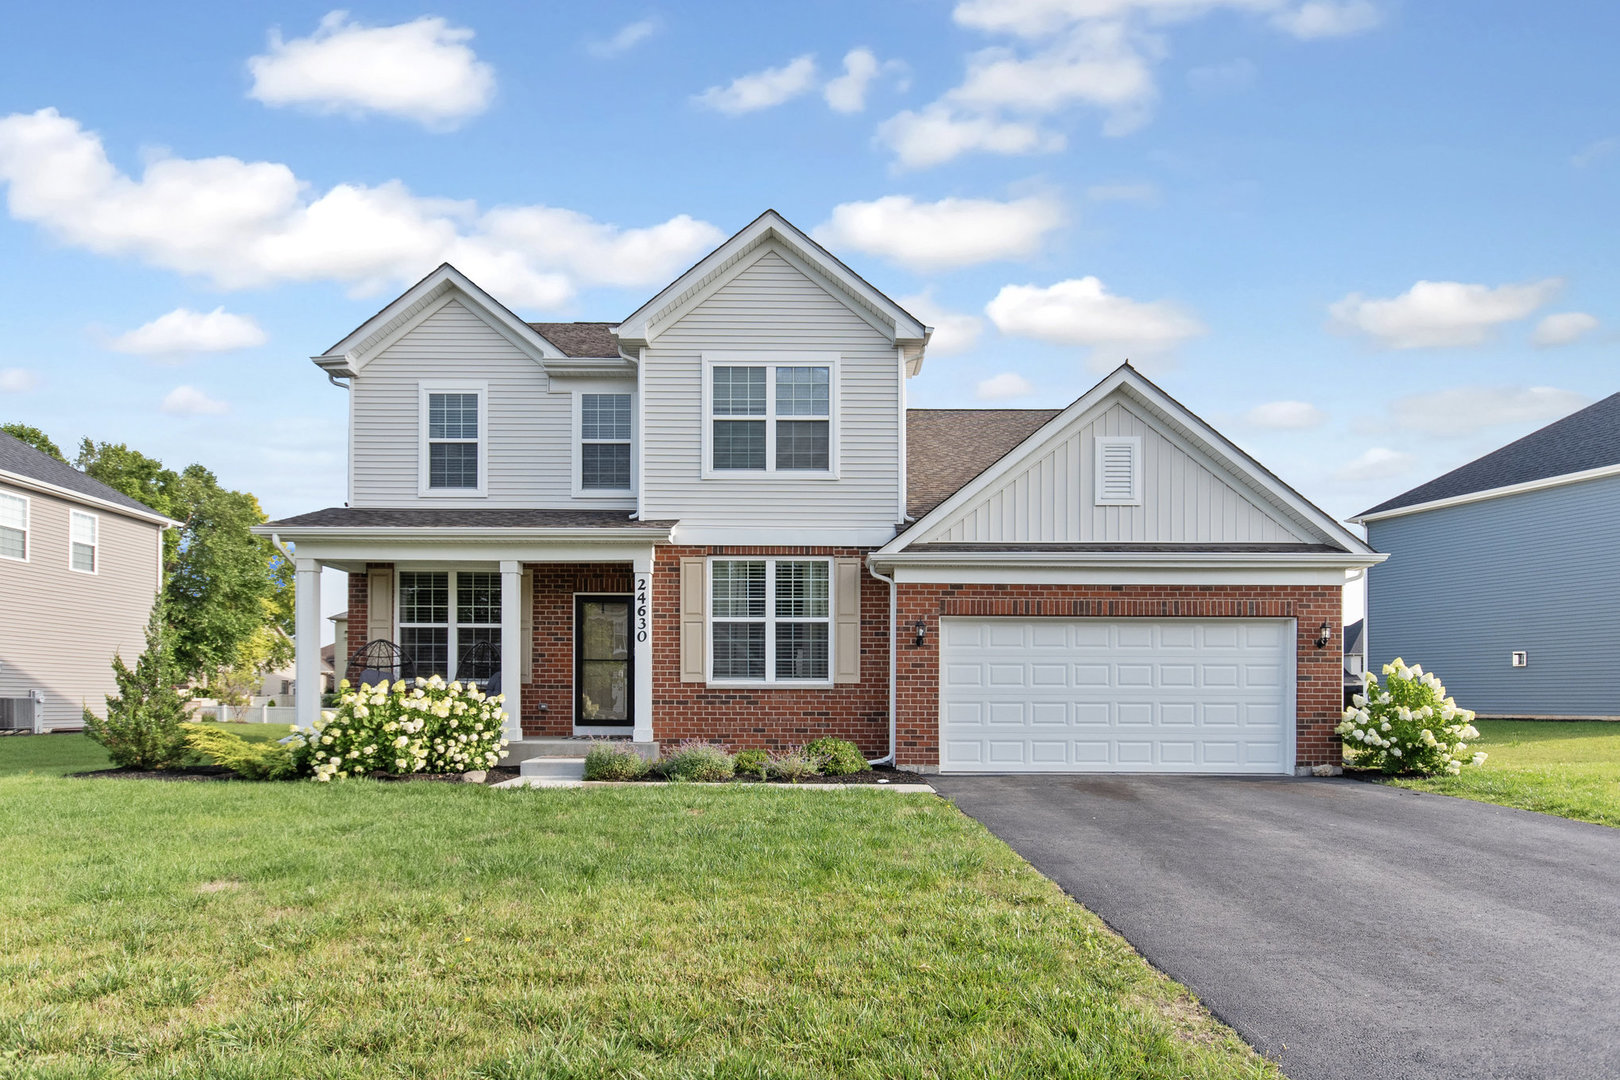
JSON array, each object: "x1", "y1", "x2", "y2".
[{"x1": 1351, "y1": 462, "x2": 1620, "y2": 523}]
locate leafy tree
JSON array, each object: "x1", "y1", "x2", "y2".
[
  {"x1": 83, "y1": 601, "x2": 192, "y2": 770},
  {"x1": 1, "y1": 423, "x2": 66, "y2": 461}
]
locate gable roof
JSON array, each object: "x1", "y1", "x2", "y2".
[
  {"x1": 907, "y1": 409, "x2": 1060, "y2": 519},
  {"x1": 883, "y1": 364, "x2": 1378, "y2": 560},
  {"x1": 526, "y1": 322, "x2": 620, "y2": 358},
  {"x1": 1357, "y1": 392, "x2": 1620, "y2": 520},
  {"x1": 0, "y1": 432, "x2": 174, "y2": 525}
]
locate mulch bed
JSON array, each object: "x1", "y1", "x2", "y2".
[
  {"x1": 622, "y1": 765, "x2": 929, "y2": 785},
  {"x1": 69, "y1": 765, "x2": 241, "y2": 782},
  {"x1": 68, "y1": 765, "x2": 928, "y2": 786}
]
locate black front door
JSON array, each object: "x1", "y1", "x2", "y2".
[{"x1": 575, "y1": 595, "x2": 632, "y2": 727}]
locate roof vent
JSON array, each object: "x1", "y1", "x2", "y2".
[{"x1": 1094, "y1": 437, "x2": 1142, "y2": 506}]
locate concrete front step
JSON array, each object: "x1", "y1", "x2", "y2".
[
  {"x1": 506, "y1": 738, "x2": 657, "y2": 764},
  {"x1": 519, "y1": 756, "x2": 587, "y2": 781}
]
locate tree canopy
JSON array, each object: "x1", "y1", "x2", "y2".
[{"x1": 1, "y1": 422, "x2": 66, "y2": 461}]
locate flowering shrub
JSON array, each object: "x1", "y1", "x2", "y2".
[
  {"x1": 656, "y1": 741, "x2": 734, "y2": 782},
  {"x1": 733, "y1": 748, "x2": 769, "y2": 780},
  {"x1": 296, "y1": 675, "x2": 509, "y2": 781},
  {"x1": 767, "y1": 746, "x2": 827, "y2": 783},
  {"x1": 1338, "y1": 658, "x2": 1486, "y2": 776},
  {"x1": 583, "y1": 740, "x2": 650, "y2": 781}
]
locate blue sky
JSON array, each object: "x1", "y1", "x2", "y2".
[{"x1": 1, "y1": 0, "x2": 1615, "y2": 552}]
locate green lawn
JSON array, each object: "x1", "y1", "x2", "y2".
[
  {"x1": 0, "y1": 738, "x2": 1274, "y2": 1079},
  {"x1": 1385, "y1": 720, "x2": 1620, "y2": 827},
  {"x1": 0, "y1": 722, "x2": 296, "y2": 779}
]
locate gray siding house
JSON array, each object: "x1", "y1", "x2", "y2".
[
  {"x1": 0, "y1": 433, "x2": 172, "y2": 731},
  {"x1": 1355, "y1": 393, "x2": 1620, "y2": 718}
]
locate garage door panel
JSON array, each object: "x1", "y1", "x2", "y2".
[
  {"x1": 988, "y1": 664, "x2": 1027, "y2": 686},
  {"x1": 1075, "y1": 703, "x2": 1110, "y2": 725},
  {"x1": 988, "y1": 622, "x2": 1026, "y2": 648},
  {"x1": 1116, "y1": 624, "x2": 1155, "y2": 648},
  {"x1": 1074, "y1": 664, "x2": 1111, "y2": 686},
  {"x1": 1031, "y1": 623, "x2": 1068, "y2": 648},
  {"x1": 988, "y1": 701, "x2": 1025, "y2": 725},
  {"x1": 1031, "y1": 702, "x2": 1068, "y2": 726}
]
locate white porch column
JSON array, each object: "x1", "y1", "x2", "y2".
[
  {"x1": 500, "y1": 559, "x2": 523, "y2": 743},
  {"x1": 632, "y1": 549, "x2": 655, "y2": 744},
  {"x1": 294, "y1": 558, "x2": 322, "y2": 731}
]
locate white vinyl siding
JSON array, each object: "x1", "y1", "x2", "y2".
[
  {"x1": 640, "y1": 245, "x2": 901, "y2": 532},
  {"x1": 69, "y1": 511, "x2": 97, "y2": 573},
  {"x1": 708, "y1": 557, "x2": 831, "y2": 684},
  {"x1": 924, "y1": 401, "x2": 1309, "y2": 544},
  {"x1": 0, "y1": 492, "x2": 26, "y2": 560}
]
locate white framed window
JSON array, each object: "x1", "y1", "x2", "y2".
[
  {"x1": 418, "y1": 382, "x2": 488, "y2": 496},
  {"x1": 396, "y1": 570, "x2": 502, "y2": 681},
  {"x1": 701, "y1": 354, "x2": 839, "y2": 478},
  {"x1": 0, "y1": 491, "x2": 27, "y2": 561},
  {"x1": 573, "y1": 389, "x2": 635, "y2": 496},
  {"x1": 69, "y1": 510, "x2": 98, "y2": 574},
  {"x1": 708, "y1": 557, "x2": 831, "y2": 684},
  {"x1": 1094, "y1": 436, "x2": 1142, "y2": 506}
]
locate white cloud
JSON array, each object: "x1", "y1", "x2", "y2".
[
  {"x1": 813, "y1": 194, "x2": 1064, "y2": 271},
  {"x1": 1244, "y1": 400, "x2": 1326, "y2": 429},
  {"x1": 0, "y1": 109, "x2": 725, "y2": 309},
  {"x1": 1532, "y1": 311, "x2": 1599, "y2": 347},
  {"x1": 948, "y1": 21, "x2": 1156, "y2": 122},
  {"x1": 1572, "y1": 136, "x2": 1619, "y2": 168},
  {"x1": 0, "y1": 368, "x2": 39, "y2": 392},
  {"x1": 1390, "y1": 386, "x2": 1589, "y2": 433},
  {"x1": 1335, "y1": 446, "x2": 1414, "y2": 483},
  {"x1": 110, "y1": 307, "x2": 267, "y2": 357},
  {"x1": 1328, "y1": 279, "x2": 1562, "y2": 349},
  {"x1": 161, "y1": 385, "x2": 229, "y2": 416},
  {"x1": 876, "y1": 105, "x2": 1063, "y2": 169},
  {"x1": 952, "y1": 1, "x2": 1279, "y2": 38},
  {"x1": 1186, "y1": 57, "x2": 1257, "y2": 93},
  {"x1": 1271, "y1": 1, "x2": 1382, "y2": 40},
  {"x1": 986, "y1": 276, "x2": 1205, "y2": 367},
  {"x1": 899, "y1": 290, "x2": 984, "y2": 355},
  {"x1": 1086, "y1": 182, "x2": 1159, "y2": 203},
  {"x1": 587, "y1": 17, "x2": 660, "y2": 58},
  {"x1": 247, "y1": 12, "x2": 495, "y2": 130},
  {"x1": 824, "y1": 49, "x2": 885, "y2": 113},
  {"x1": 977, "y1": 372, "x2": 1035, "y2": 400},
  {"x1": 695, "y1": 55, "x2": 818, "y2": 114}
]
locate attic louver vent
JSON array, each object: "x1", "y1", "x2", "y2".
[{"x1": 1094, "y1": 437, "x2": 1141, "y2": 506}]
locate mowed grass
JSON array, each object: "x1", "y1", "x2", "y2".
[
  {"x1": 0, "y1": 743, "x2": 1275, "y2": 1080},
  {"x1": 0, "y1": 723, "x2": 296, "y2": 779},
  {"x1": 1387, "y1": 720, "x2": 1620, "y2": 827}
]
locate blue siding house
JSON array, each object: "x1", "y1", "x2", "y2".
[{"x1": 1354, "y1": 393, "x2": 1620, "y2": 718}]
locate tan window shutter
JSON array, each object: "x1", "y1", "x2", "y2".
[
  {"x1": 834, "y1": 557, "x2": 862, "y2": 683},
  {"x1": 679, "y1": 557, "x2": 706, "y2": 682},
  {"x1": 366, "y1": 567, "x2": 393, "y2": 642},
  {"x1": 520, "y1": 569, "x2": 533, "y2": 683}
]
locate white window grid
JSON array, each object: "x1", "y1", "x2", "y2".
[{"x1": 707, "y1": 557, "x2": 832, "y2": 685}]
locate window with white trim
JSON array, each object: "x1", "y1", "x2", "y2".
[
  {"x1": 425, "y1": 391, "x2": 481, "y2": 491},
  {"x1": 397, "y1": 570, "x2": 501, "y2": 681},
  {"x1": 69, "y1": 510, "x2": 98, "y2": 573},
  {"x1": 709, "y1": 558, "x2": 830, "y2": 682},
  {"x1": 709, "y1": 362, "x2": 832, "y2": 473},
  {"x1": 580, "y1": 393, "x2": 632, "y2": 491},
  {"x1": 1094, "y1": 436, "x2": 1142, "y2": 506},
  {"x1": 0, "y1": 492, "x2": 26, "y2": 560}
]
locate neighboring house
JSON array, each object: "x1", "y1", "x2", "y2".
[
  {"x1": 1343, "y1": 618, "x2": 1365, "y2": 700},
  {"x1": 0, "y1": 433, "x2": 173, "y2": 731},
  {"x1": 261, "y1": 210, "x2": 1382, "y2": 774},
  {"x1": 1354, "y1": 392, "x2": 1620, "y2": 719}
]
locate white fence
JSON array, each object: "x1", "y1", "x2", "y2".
[{"x1": 193, "y1": 702, "x2": 301, "y2": 726}]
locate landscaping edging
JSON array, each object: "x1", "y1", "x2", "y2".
[{"x1": 495, "y1": 776, "x2": 936, "y2": 792}]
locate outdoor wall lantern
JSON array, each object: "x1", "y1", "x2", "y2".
[
  {"x1": 1315, "y1": 621, "x2": 1332, "y2": 649},
  {"x1": 913, "y1": 619, "x2": 928, "y2": 647}
]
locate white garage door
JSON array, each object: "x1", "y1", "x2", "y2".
[{"x1": 940, "y1": 618, "x2": 1295, "y2": 774}]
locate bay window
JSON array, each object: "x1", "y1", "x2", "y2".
[{"x1": 709, "y1": 558, "x2": 831, "y2": 683}]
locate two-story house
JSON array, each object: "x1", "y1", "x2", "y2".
[
  {"x1": 1, "y1": 432, "x2": 172, "y2": 731},
  {"x1": 263, "y1": 210, "x2": 1382, "y2": 774}
]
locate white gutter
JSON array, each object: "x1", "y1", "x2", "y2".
[
  {"x1": 249, "y1": 525, "x2": 675, "y2": 544},
  {"x1": 1351, "y1": 461, "x2": 1620, "y2": 523},
  {"x1": 865, "y1": 557, "x2": 897, "y2": 767},
  {"x1": 869, "y1": 550, "x2": 1387, "y2": 571}
]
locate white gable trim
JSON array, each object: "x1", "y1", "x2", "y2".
[
  {"x1": 1351, "y1": 462, "x2": 1620, "y2": 523},
  {"x1": 614, "y1": 210, "x2": 928, "y2": 350},
  {"x1": 882, "y1": 365, "x2": 1376, "y2": 557}
]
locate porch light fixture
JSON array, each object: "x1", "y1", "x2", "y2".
[
  {"x1": 913, "y1": 619, "x2": 928, "y2": 647},
  {"x1": 1315, "y1": 622, "x2": 1332, "y2": 649}
]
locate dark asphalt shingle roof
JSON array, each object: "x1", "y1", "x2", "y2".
[
  {"x1": 906, "y1": 409, "x2": 1061, "y2": 519},
  {"x1": 0, "y1": 432, "x2": 166, "y2": 519},
  {"x1": 526, "y1": 322, "x2": 620, "y2": 358},
  {"x1": 264, "y1": 507, "x2": 674, "y2": 530},
  {"x1": 1343, "y1": 618, "x2": 1364, "y2": 655},
  {"x1": 1361, "y1": 391, "x2": 1620, "y2": 516}
]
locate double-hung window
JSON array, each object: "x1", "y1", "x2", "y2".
[
  {"x1": 580, "y1": 393, "x2": 633, "y2": 492},
  {"x1": 397, "y1": 570, "x2": 501, "y2": 681},
  {"x1": 69, "y1": 511, "x2": 97, "y2": 573},
  {"x1": 709, "y1": 558, "x2": 831, "y2": 683},
  {"x1": 421, "y1": 385, "x2": 484, "y2": 494},
  {"x1": 706, "y1": 357, "x2": 835, "y2": 475},
  {"x1": 0, "y1": 492, "x2": 26, "y2": 561}
]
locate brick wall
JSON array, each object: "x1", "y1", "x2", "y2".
[
  {"x1": 338, "y1": 564, "x2": 387, "y2": 680},
  {"x1": 893, "y1": 582, "x2": 1344, "y2": 770},
  {"x1": 521, "y1": 563, "x2": 634, "y2": 737}
]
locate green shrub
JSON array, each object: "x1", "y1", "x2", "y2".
[
  {"x1": 1339, "y1": 658, "x2": 1484, "y2": 776},
  {"x1": 583, "y1": 740, "x2": 649, "y2": 781},
  {"x1": 658, "y1": 741, "x2": 734, "y2": 782},
  {"x1": 804, "y1": 736, "x2": 868, "y2": 775},
  {"x1": 767, "y1": 746, "x2": 826, "y2": 783},
  {"x1": 733, "y1": 748, "x2": 769, "y2": 779},
  {"x1": 83, "y1": 604, "x2": 192, "y2": 770},
  {"x1": 182, "y1": 726, "x2": 298, "y2": 780},
  {"x1": 300, "y1": 675, "x2": 509, "y2": 781}
]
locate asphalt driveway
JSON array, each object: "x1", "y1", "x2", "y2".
[{"x1": 931, "y1": 774, "x2": 1620, "y2": 1080}]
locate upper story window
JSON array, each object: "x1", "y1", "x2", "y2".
[
  {"x1": 1094, "y1": 436, "x2": 1142, "y2": 506},
  {"x1": 419, "y1": 383, "x2": 486, "y2": 496},
  {"x1": 709, "y1": 557, "x2": 830, "y2": 683},
  {"x1": 69, "y1": 510, "x2": 97, "y2": 573},
  {"x1": 0, "y1": 492, "x2": 27, "y2": 561},
  {"x1": 703, "y1": 356, "x2": 838, "y2": 478},
  {"x1": 580, "y1": 393, "x2": 632, "y2": 491}
]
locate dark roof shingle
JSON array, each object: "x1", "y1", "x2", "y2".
[
  {"x1": 264, "y1": 507, "x2": 673, "y2": 530},
  {"x1": 1361, "y1": 391, "x2": 1620, "y2": 516},
  {"x1": 906, "y1": 409, "x2": 1060, "y2": 519},
  {"x1": 526, "y1": 322, "x2": 620, "y2": 358},
  {"x1": 0, "y1": 432, "x2": 166, "y2": 519}
]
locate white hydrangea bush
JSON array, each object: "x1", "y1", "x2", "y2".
[
  {"x1": 1338, "y1": 658, "x2": 1486, "y2": 776},
  {"x1": 303, "y1": 675, "x2": 510, "y2": 781}
]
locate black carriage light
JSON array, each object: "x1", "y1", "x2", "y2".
[
  {"x1": 1315, "y1": 621, "x2": 1332, "y2": 649},
  {"x1": 913, "y1": 618, "x2": 928, "y2": 647}
]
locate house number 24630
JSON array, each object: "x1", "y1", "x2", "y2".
[{"x1": 634, "y1": 575, "x2": 650, "y2": 643}]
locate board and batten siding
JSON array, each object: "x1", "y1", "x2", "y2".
[
  {"x1": 639, "y1": 247, "x2": 902, "y2": 531},
  {"x1": 1367, "y1": 473, "x2": 1620, "y2": 717},
  {"x1": 0, "y1": 482, "x2": 162, "y2": 728},
  {"x1": 349, "y1": 298, "x2": 633, "y2": 509},
  {"x1": 923, "y1": 401, "x2": 1305, "y2": 544}
]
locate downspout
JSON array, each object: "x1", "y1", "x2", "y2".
[{"x1": 866, "y1": 558, "x2": 897, "y2": 767}]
